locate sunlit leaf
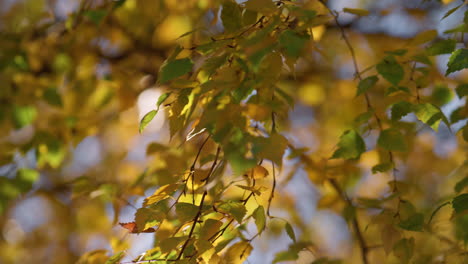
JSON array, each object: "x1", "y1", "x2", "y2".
[
  {"x1": 331, "y1": 130, "x2": 366, "y2": 160},
  {"x1": 343, "y1": 7, "x2": 369, "y2": 16},
  {"x1": 414, "y1": 103, "x2": 449, "y2": 131},
  {"x1": 143, "y1": 184, "x2": 179, "y2": 206},
  {"x1": 426, "y1": 39, "x2": 456, "y2": 56},
  {"x1": 105, "y1": 251, "x2": 124, "y2": 264},
  {"x1": 248, "y1": 165, "x2": 269, "y2": 179},
  {"x1": 253, "y1": 206, "x2": 266, "y2": 234},
  {"x1": 224, "y1": 241, "x2": 252, "y2": 264},
  {"x1": 273, "y1": 249, "x2": 299, "y2": 263},
  {"x1": 139, "y1": 110, "x2": 158, "y2": 134},
  {"x1": 15, "y1": 168, "x2": 39, "y2": 192},
  {"x1": 12, "y1": 105, "x2": 37, "y2": 128}
]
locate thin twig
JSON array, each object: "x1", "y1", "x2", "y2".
[
  {"x1": 328, "y1": 179, "x2": 369, "y2": 264},
  {"x1": 201, "y1": 146, "x2": 221, "y2": 183},
  {"x1": 176, "y1": 191, "x2": 208, "y2": 260},
  {"x1": 267, "y1": 160, "x2": 276, "y2": 217}
]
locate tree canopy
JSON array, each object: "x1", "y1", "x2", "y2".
[{"x1": 0, "y1": 0, "x2": 467, "y2": 264}]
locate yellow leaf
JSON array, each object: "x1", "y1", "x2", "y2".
[
  {"x1": 410, "y1": 30, "x2": 437, "y2": 46},
  {"x1": 244, "y1": 0, "x2": 277, "y2": 15},
  {"x1": 143, "y1": 183, "x2": 179, "y2": 206},
  {"x1": 223, "y1": 241, "x2": 253, "y2": 264},
  {"x1": 248, "y1": 165, "x2": 269, "y2": 179},
  {"x1": 244, "y1": 104, "x2": 270, "y2": 121},
  {"x1": 343, "y1": 8, "x2": 370, "y2": 16}
]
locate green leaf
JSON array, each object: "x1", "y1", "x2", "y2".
[
  {"x1": 201, "y1": 54, "x2": 228, "y2": 77},
  {"x1": 356, "y1": 75, "x2": 378, "y2": 96},
  {"x1": 13, "y1": 105, "x2": 37, "y2": 128},
  {"x1": 377, "y1": 128, "x2": 407, "y2": 152},
  {"x1": 393, "y1": 238, "x2": 414, "y2": 264},
  {"x1": 353, "y1": 110, "x2": 374, "y2": 125},
  {"x1": 312, "y1": 258, "x2": 342, "y2": 264},
  {"x1": 105, "y1": 252, "x2": 125, "y2": 264},
  {"x1": 441, "y1": 4, "x2": 462, "y2": 20},
  {"x1": 343, "y1": 8, "x2": 369, "y2": 16},
  {"x1": 279, "y1": 30, "x2": 309, "y2": 58},
  {"x1": 15, "y1": 168, "x2": 39, "y2": 192},
  {"x1": 273, "y1": 250, "x2": 299, "y2": 263},
  {"x1": 398, "y1": 213, "x2": 424, "y2": 231},
  {"x1": 218, "y1": 201, "x2": 246, "y2": 223},
  {"x1": 376, "y1": 56, "x2": 404, "y2": 85},
  {"x1": 84, "y1": 9, "x2": 107, "y2": 24},
  {"x1": 331, "y1": 130, "x2": 366, "y2": 160},
  {"x1": 139, "y1": 110, "x2": 158, "y2": 133},
  {"x1": 385, "y1": 86, "x2": 410, "y2": 96},
  {"x1": 371, "y1": 162, "x2": 393, "y2": 174},
  {"x1": 452, "y1": 193, "x2": 468, "y2": 213},
  {"x1": 414, "y1": 103, "x2": 449, "y2": 131},
  {"x1": 43, "y1": 88, "x2": 63, "y2": 107},
  {"x1": 176, "y1": 203, "x2": 199, "y2": 223},
  {"x1": 156, "y1": 92, "x2": 171, "y2": 109},
  {"x1": 391, "y1": 101, "x2": 413, "y2": 121},
  {"x1": 285, "y1": 222, "x2": 296, "y2": 242},
  {"x1": 253, "y1": 205, "x2": 266, "y2": 234},
  {"x1": 158, "y1": 58, "x2": 194, "y2": 84},
  {"x1": 385, "y1": 49, "x2": 408, "y2": 56},
  {"x1": 456, "y1": 83, "x2": 468, "y2": 98},
  {"x1": 431, "y1": 85, "x2": 452, "y2": 106},
  {"x1": 455, "y1": 177, "x2": 468, "y2": 193},
  {"x1": 450, "y1": 107, "x2": 466, "y2": 124},
  {"x1": 454, "y1": 213, "x2": 468, "y2": 244},
  {"x1": 426, "y1": 39, "x2": 456, "y2": 56},
  {"x1": 446, "y1": 49, "x2": 468, "y2": 76},
  {"x1": 221, "y1": 0, "x2": 242, "y2": 33}
]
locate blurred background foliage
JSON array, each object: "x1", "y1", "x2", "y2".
[{"x1": 0, "y1": 0, "x2": 467, "y2": 263}]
